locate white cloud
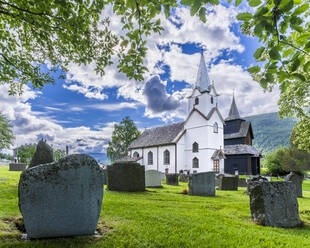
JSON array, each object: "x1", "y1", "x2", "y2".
[{"x1": 89, "y1": 102, "x2": 139, "y2": 111}]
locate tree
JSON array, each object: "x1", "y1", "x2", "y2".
[
  {"x1": 0, "y1": 113, "x2": 14, "y2": 150},
  {"x1": 16, "y1": 143, "x2": 36, "y2": 163},
  {"x1": 107, "y1": 116, "x2": 140, "y2": 162},
  {"x1": 262, "y1": 146, "x2": 290, "y2": 176},
  {"x1": 54, "y1": 149, "x2": 65, "y2": 161}
]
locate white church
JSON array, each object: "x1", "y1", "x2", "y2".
[{"x1": 128, "y1": 52, "x2": 226, "y2": 174}]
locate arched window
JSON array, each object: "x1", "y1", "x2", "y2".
[
  {"x1": 213, "y1": 122, "x2": 218, "y2": 133},
  {"x1": 192, "y1": 157, "x2": 199, "y2": 168},
  {"x1": 192, "y1": 142, "x2": 199, "y2": 153},
  {"x1": 195, "y1": 97, "x2": 199, "y2": 105},
  {"x1": 211, "y1": 96, "x2": 214, "y2": 104},
  {"x1": 164, "y1": 150, "x2": 170, "y2": 165},
  {"x1": 133, "y1": 152, "x2": 139, "y2": 158},
  {"x1": 148, "y1": 151, "x2": 153, "y2": 165}
]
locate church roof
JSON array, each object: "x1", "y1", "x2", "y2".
[
  {"x1": 224, "y1": 121, "x2": 252, "y2": 139},
  {"x1": 195, "y1": 52, "x2": 211, "y2": 92},
  {"x1": 224, "y1": 144, "x2": 261, "y2": 157},
  {"x1": 225, "y1": 95, "x2": 242, "y2": 121},
  {"x1": 129, "y1": 122, "x2": 184, "y2": 149}
]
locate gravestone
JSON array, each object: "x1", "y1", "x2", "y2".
[
  {"x1": 248, "y1": 181, "x2": 301, "y2": 227},
  {"x1": 145, "y1": 170, "x2": 163, "y2": 188},
  {"x1": 189, "y1": 172, "x2": 215, "y2": 196},
  {"x1": 166, "y1": 174, "x2": 179, "y2": 186},
  {"x1": 107, "y1": 162, "x2": 145, "y2": 192},
  {"x1": 28, "y1": 140, "x2": 54, "y2": 168},
  {"x1": 9, "y1": 163, "x2": 26, "y2": 171},
  {"x1": 238, "y1": 178, "x2": 247, "y2": 187},
  {"x1": 102, "y1": 169, "x2": 107, "y2": 185},
  {"x1": 218, "y1": 175, "x2": 238, "y2": 190},
  {"x1": 179, "y1": 173, "x2": 189, "y2": 183},
  {"x1": 286, "y1": 172, "x2": 304, "y2": 198},
  {"x1": 18, "y1": 154, "x2": 105, "y2": 239}
]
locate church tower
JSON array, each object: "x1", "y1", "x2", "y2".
[{"x1": 188, "y1": 51, "x2": 219, "y2": 117}]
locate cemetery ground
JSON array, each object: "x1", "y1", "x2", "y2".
[{"x1": 1, "y1": 166, "x2": 310, "y2": 248}]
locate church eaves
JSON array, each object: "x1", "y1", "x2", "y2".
[{"x1": 195, "y1": 52, "x2": 211, "y2": 92}]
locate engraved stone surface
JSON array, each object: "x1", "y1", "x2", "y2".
[
  {"x1": 248, "y1": 181, "x2": 301, "y2": 228},
  {"x1": 189, "y1": 172, "x2": 215, "y2": 196},
  {"x1": 145, "y1": 170, "x2": 163, "y2": 188},
  {"x1": 18, "y1": 154, "x2": 104, "y2": 239},
  {"x1": 107, "y1": 162, "x2": 145, "y2": 192}
]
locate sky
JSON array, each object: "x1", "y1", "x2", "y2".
[{"x1": 0, "y1": 2, "x2": 281, "y2": 162}]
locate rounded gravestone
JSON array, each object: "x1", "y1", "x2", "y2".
[
  {"x1": 19, "y1": 154, "x2": 105, "y2": 239},
  {"x1": 286, "y1": 172, "x2": 304, "y2": 198},
  {"x1": 107, "y1": 161, "x2": 145, "y2": 192},
  {"x1": 28, "y1": 140, "x2": 54, "y2": 168}
]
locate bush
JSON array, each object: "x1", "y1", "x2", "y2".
[{"x1": 262, "y1": 147, "x2": 290, "y2": 176}]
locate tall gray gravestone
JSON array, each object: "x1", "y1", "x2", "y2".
[
  {"x1": 286, "y1": 172, "x2": 304, "y2": 198},
  {"x1": 166, "y1": 174, "x2": 179, "y2": 186},
  {"x1": 107, "y1": 162, "x2": 145, "y2": 192},
  {"x1": 218, "y1": 175, "x2": 238, "y2": 190},
  {"x1": 189, "y1": 172, "x2": 215, "y2": 196},
  {"x1": 19, "y1": 154, "x2": 105, "y2": 239},
  {"x1": 28, "y1": 140, "x2": 54, "y2": 168},
  {"x1": 248, "y1": 181, "x2": 301, "y2": 228},
  {"x1": 145, "y1": 170, "x2": 163, "y2": 188}
]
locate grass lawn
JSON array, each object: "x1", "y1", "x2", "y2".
[{"x1": 1, "y1": 166, "x2": 310, "y2": 248}]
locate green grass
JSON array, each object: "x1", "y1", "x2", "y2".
[{"x1": 1, "y1": 166, "x2": 310, "y2": 248}]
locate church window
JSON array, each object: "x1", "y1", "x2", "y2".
[
  {"x1": 133, "y1": 152, "x2": 139, "y2": 158},
  {"x1": 192, "y1": 142, "x2": 199, "y2": 153},
  {"x1": 195, "y1": 97, "x2": 199, "y2": 105},
  {"x1": 213, "y1": 122, "x2": 218, "y2": 133},
  {"x1": 192, "y1": 157, "x2": 199, "y2": 168},
  {"x1": 213, "y1": 160, "x2": 220, "y2": 173},
  {"x1": 164, "y1": 150, "x2": 170, "y2": 165},
  {"x1": 211, "y1": 96, "x2": 214, "y2": 104},
  {"x1": 148, "y1": 151, "x2": 153, "y2": 165}
]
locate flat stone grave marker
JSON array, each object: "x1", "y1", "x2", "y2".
[
  {"x1": 9, "y1": 163, "x2": 26, "y2": 171},
  {"x1": 107, "y1": 162, "x2": 145, "y2": 192},
  {"x1": 189, "y1": 172, "x2": 215, "y2": 196},
  {"x1": 18, "y1": 154, "x2": 105, "y2": 239},
  {"x1": 166, "y1": 174, "x2": 179, "y2": 186},
  {"x1": 286, "y1": 172, "x2": 304, "y2": 198},
  {"x1": 145, "y1": 170, "x2": 163, "y2": 188},
  {"x1": 248, "y1": 181, "x2": 301, "y2": 228},
  {"x1": 218, "y1": 175, "x2": 238, "y2": 190}
]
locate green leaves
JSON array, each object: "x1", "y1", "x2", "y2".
[
  {"x1": 248, "y1": 0, "x2": 261, "y2": 7},
  {"x1": 248, "y1": 66, "x2": 261, "y2": 73},
  {"x1": 292, "y1": 4, "x2": 309, "y2": 16},
  {"x1": 254, "y1": 47, "x2": 265, "y2": 60},
  {"x1": 237, "y1": 12, "x2": 253, "y2": 21},
  {"x1": 269, "y1": 47, "x2": 281, "y2": 60}
]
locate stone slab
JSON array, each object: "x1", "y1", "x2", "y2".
[
  {"x1": 145, "y1": 170, "x2": 163, "y2": 188},
  {"x1": 218, "y1": 175, "x2": 238, "y2": 190},
  {"x1": 18, "y1": 154, "x2": 104, "y2": 239},
  {"x1": 9, "y1": 163, "x2": 26, "y2": 171},
  {"x1": 248, "y1": 181, "x2": 301, "y2": 228},
  {"x1": 166, "y1": 174, "x2": 179, "y2": 186},
  {"x1": 238, "y1": 178, "x2": 247, "y2": 187},
  {"x1": 189, "y1": 172, "x2": 215, "y2": 196},
  {"x1": 286, "y1": 172, "x2": 304, "y2": 198},
  {"x1": 107, "y1": 162, "x2": 145, "y2": 192}
]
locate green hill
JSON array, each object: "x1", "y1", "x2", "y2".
[{"x1": 245, "y1": 112, "x2": 298, "y2": 154}]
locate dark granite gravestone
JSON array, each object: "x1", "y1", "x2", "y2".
[
  {"x1": 9, "y1": 163, "x2": 26, "y2": 171},
  {"x1": 238, "y1": 178, "x2": 247, "y2": 187},
  {"x1": 189, "y1": 172, "x2": 215, "y2": 196},
  {"x1": 28, "y1": 140, "x2": 54, "y2": 168},
  {"x1": 248, "y1": 181, "x2": 301, "y2": 227},
  {"x1": 18, "y1": 154, "x2": 105, "y2": 239},
  {"x1": 218, "y1": 175, "x2": 238, "y2": 190},
  {"x1": 286, "y1": 172, "x2": 304, "y2": 198},
  {"x1": 107, "y1": 162, "x2": 145, "y2": 192},
  {"x1": 102, "y1": 169, "x2": 107, "y2": 185},
  {"x1": 166, "y1": 174, "x2": 179, "y2": 186}
]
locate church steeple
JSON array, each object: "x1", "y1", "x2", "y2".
[
  {"x1": 226, "y1": 94, "x2": 241, "y2": 121},
  {"x1": 195, "y1": 51, "x2": 211, "y2": 92}
]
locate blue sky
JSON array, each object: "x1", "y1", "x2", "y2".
[{"x1": 0, "y1": 2, "x2": 280, "y2": 162}]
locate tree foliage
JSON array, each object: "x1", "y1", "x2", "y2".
[
  {"x1": 262, "y1": 146, "x2": 289, "y2": 176},
  {"x1": 54, "y1": 149, "x2": 65, "y2": 161},
  {"x1": 107, "y1": 116, "x2": 140, "y2": 162},
  {"x1": 0, "y1": 113, "x2": 14, "y2": 150},
  {"x1": 16, "y1": 143, "x2": 36, "y2": 163}
]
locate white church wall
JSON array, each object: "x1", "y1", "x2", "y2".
[
  {"x1": 143, "y1": 147, "x2": 158, "y2": 171},
  {"x1": 176, "y1": 135, "x2": 186, "y2": 172},
  {"x1": 158, "y1": 145, "x2": 176, "y2": 173},
  {"x1": 130, "y1": 148, "x2": 143, "y2": 164}
]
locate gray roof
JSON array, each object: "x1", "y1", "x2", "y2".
[
  {"x1": 129, "y1": 122, "x2": 184, "y2": 149},
  {"x1": 224, "y1": 144, "x2": 261, "y2": 156},
  {"x1": 195, "y1": 52, "x2": 211, "y2": 92},
  {"x1": 226, "y1": 95, "x2": 241, "y2": 121},
  {"x1": 115, "y1": 156, "x2": 142, "y2": 163},
  {"x1": 211, "y1": 149, "x2": 226, "y2": 160},
  {"x1": 224, "y1": 121, "x2": 251, "y2": 139}
]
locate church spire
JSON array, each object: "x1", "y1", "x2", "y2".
[
  {"x1": 226, "y1": 94, "x2": 241, "y2": 121},
  {"x1": 195, "y1": 51, "x2": 211, "y2": 92}
]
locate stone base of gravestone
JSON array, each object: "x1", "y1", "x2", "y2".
[
  {"x1": 248, "y1": 181, "x2": 301, "y2": 227},
  {"x1": 189, "y1": 172, "x2": 215, "y2": 196},
  {"x1": 107, "y1": 162, "x2": 145, "y2": 192},
  {"x1": 286, "y1": 172, "x2": 304, "y2": 198},
  {"x1": 238, "y1": 178, "x2": 247, "y2": 187},
  {"x1": 145, "y1": 170, "x2": 163, "y2": 188},
  {"x1": 9, "y1": 163, "x2": 26, "y2": 171},
  {"x1": 179, "y1": 173, "x2": 189, "y2": 183},
  {"x1": 218, "y1": 175, "x2": 238, "y2": 190},
  {"x1": 166, "y1": 174, "x2": 179, "y2": 186},
  {"x1": 18, "y1": 154, "x2": 105, "y2": 239}
]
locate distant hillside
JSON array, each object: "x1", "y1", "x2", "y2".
[{"x1": 245, "y1": 112, "x2": 298, "y2": 154}]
